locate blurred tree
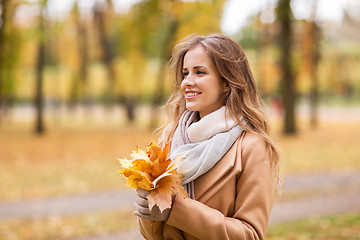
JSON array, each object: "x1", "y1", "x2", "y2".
[
  {"x1": 276, "y1": 0, "x2": 296, "y2": 134},
  {"x1": 335, "y1": 8, "x2": 360, "y2": 98},
  {"x1": 0, "y1": 0, "x2": 10, "y2": 121},
  {"x1": 93, "y1": 0, "x2": 117, "y2": 106},
  {"x1": 304, "y1": 2, "x2": 321, "y2": 128},
  {"x1": 144, "y1": 0, "x2": 180, "y2": 128},
  {"x1": 34, "y1": 0, "x2": 47, "y2": 134},
  {"x1": 0, "y1": 0, "x2": 19, "y2": 124},
  {"x1": 247, "y1": 12, "x2": 281, "y2": 97},
  {"x1": 122, "y1": 0, "x2": 172, "y2": 125},
  {"x1": 239, "y1": 23, "x2": 260, "y2": 50},
  {"x1": 127, "y1": 0, "x2": 225, "y2": 127},
  {"x1": 69, "y1": 2, "x2": 89, "y2": 106},
  {"x1": 175, "y1": 0, "x2": 225, "y2": 39}
]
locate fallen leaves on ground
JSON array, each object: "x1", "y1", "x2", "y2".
[{"x1": 0, "y1": 127, "x2": 154, "y2": 201}]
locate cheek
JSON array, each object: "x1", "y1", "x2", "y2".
[
  {"x1": 180, "y1": 81, "x2": 186, "y2": 92},
  {"x1": 211, "y1": 85, "x2": 226, "y2": 102},
  {"x1": 213, "y1": 89, "x2": 224, "y2": 100}
]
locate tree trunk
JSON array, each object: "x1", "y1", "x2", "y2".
[
  {"x1": 150, "y1": 17, "x2": 179, "y2": 129},
  {"x1": 0, "y1": 0, "x2": 20, "y2": 125},
  {"x1": 69, "y1": 2, "x2": 89, "y2": 107},
  {"x1": 35, "y1": 3, "x2": 46, "y2": 134},
  {"x1": 277, "y1": 0, "x2": 296, "y2": 134},
  {"x1": 94, "y1": 2, "x2": 116, "y2": 105},
  {"x1": 308, "y1": 4, "x2": 320, "y2": 128},
  {"x1": 76, "y1": 5, "x2": 88, "y2": 95},
  {"x1": 0, "y1": 0, "x2": 8, "y2": 122}
]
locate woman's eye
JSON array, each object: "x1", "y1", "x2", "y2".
[
  {"x1": 197, "y1": 71, "x2": 205, "y2": 75},
  {"x1": 182, "y1": 72, "x2": 189, "y2": 78}
]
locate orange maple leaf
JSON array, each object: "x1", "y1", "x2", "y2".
[
  {"x1": 118, "y1": 142, "x2": 188, "y2": 212},
  {"x1": 147, "y1": 172, "x2": 188, "y2": 213}
]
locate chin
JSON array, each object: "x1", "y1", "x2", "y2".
[{"x1": 185, "y1": 103, "x2": 199, "y2": 112}]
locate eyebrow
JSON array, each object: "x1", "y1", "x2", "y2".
[{"x1": 182, "y1": 65, "x2": 207, "y2": 71}]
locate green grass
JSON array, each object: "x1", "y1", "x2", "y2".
[{"x1": 267, "y1": 211, "x2": 360, "y2": 240}]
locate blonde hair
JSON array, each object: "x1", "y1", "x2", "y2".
[{"x1": 159, "y1": 33, "x2": 280, "y2": 185}]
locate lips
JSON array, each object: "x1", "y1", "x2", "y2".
[{"x1": 185, "y1": 91, "x2": 201, "y2": 99}]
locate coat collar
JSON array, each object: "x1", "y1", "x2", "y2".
[{"x1": 194, "y1": 137, "x2": 242, "y2": 202}]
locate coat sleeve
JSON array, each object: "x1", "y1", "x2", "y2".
[
  {"x1": 138, "y1": 217, "x2": 163, "y2": 240},
  {"x1": 166, "y1": 134, "x2": 275, "y2": 240}
]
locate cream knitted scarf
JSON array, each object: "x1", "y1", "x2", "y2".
[{"x1": 170, "y1": 106, "x2": 243, "y2": 199}]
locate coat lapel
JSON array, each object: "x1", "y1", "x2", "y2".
[{"x1": 194, "y1": 138, "x2": 241, "y2": 202}]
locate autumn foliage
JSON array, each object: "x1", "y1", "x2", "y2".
[{"x1": 118, "y1": 142, "x2": 188, "y2": 212}]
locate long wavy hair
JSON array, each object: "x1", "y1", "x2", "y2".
[{"x1": 158, "y1": 33, "x2": 280, "y2": 185}]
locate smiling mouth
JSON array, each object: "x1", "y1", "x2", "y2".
[{"x1": 185, "y1": 92, "x2": 201, "y2": 98}]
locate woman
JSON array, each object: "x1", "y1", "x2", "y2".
[{"x1": 134, "y1": 33, "x2": 280, "y2": 240}]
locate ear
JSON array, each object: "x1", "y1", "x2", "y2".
[{"x1": 223, "y1": 82, "x2": 230, "y2": 93}]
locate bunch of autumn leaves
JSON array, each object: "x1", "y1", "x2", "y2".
[{"x1": 118, "y1": 142, "x2": 188, "y2": 213}]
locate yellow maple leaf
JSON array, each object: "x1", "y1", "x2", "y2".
[
  {"x1": 118, "y1": 142, "x2": 188, "y2": 212},
  {"x1": 147, "y1": 142, "x2": 169, "y2": 163},
  {"x1": 130, "y1": 147, "x2": 149, "y2": 161}
]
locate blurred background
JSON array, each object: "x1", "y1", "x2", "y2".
[{"x1": 0, "y1": 0, "x2": 359, "y2": 239}]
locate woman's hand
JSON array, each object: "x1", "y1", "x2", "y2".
[{"x1": 133, "y1": 188, "x2": 171, "y2": 222}]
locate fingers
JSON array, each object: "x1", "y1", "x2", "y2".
[
  {"x1": 134, "y1": 188, "x2": 151, "y2": 218},
  {"x1": 134, "y1": 188, "x2": 171, "y2": 222},
  {"x1": 134, "y1": 201, "x2": 151, "y2": 215},
  {"x1": 136, "y1": 188, "x2": 150, "y2": 198},
  {"x1": 134, "y1": 206, "x2": 171, "y2": 221},
  {"x1": 135, "y1": 192, "x2": 149, "y2": 208},
  {"x1": 133, "y1": 210, "x2": 152, "y2": 220}
]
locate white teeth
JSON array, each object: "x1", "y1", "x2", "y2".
[{"x1": 186, "y1": 92, "x2": 199, "y2": 97}]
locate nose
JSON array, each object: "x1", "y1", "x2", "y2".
[{"x1": 183, "y1": 73, "x2": 195, "y2": 86}]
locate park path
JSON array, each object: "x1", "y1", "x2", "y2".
[{"x1": 1, "y1": 171, "x2": 360, "y2": 239}]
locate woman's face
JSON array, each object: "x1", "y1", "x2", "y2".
[{"x1": 181, "y1": 45, "x2": 227, "y2": 118}]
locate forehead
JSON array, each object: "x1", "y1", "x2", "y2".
[{"x1": 183, "y1": 45, "x2": 213, "y2": 68}]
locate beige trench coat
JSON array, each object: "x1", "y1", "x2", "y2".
[{"x1": 138, "y1": 131, "x2": 275, "y2": 240}]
